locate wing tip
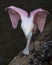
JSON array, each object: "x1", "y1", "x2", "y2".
[
  {"x1": 4, "y1": 6, "x2": 15, "y2": 11},
  {"x1": 37, "y1": 8, "x2": 49, "y2": 14}
]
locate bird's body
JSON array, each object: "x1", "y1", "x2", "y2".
[
  {"x1": 21, "y1": 16, "x2": 34, "y2": 38},
  {"x1": 5, "y1": 6, "x2": 49, "y2": 55}
]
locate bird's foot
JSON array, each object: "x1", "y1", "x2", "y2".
[{"x1": 22, "y1": 48, "x2": 29, "y2": 55}]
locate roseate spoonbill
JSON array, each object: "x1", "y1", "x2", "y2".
[{"x1": 5, "y1": 6, "x2": 49, "y2": 55}]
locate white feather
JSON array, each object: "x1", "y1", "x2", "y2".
[{"x1": 21, "y1": 17, "x2": 34, "y2": 38}]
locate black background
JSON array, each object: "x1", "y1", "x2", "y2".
[{"x1": 0, "y1": 0, "x2": 52, "y2": 65}]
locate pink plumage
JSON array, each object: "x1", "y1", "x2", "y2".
[
  {"x1": 5, "y1": 6, "x2": 28, "y2": 29},
  {"x1": 30, "y1": 8, "x2": 49, "y2": 32},
  {"x1": 5, "y1": 6, "x2": 49, "y2": 55}
]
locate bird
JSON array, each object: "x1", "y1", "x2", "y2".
[{"x1": 5, "y1": 6, "x2": 49, "y2": 55}]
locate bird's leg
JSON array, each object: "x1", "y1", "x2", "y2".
[{"x1": 22, "y1": 32, "x2": 32, "y2": 55}]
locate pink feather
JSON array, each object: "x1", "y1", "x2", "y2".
[
  {"x1": 30, "y1": 8, "x2": 49, "y2": 33},
  {"x1": 5, "y1": 6, "x2": 28, "y2": 29}
]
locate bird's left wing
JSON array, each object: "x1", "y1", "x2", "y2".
[{"x1": 5, "y1": 6, "x2": 28, "y2": 29}]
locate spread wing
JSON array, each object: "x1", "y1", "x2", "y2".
[
  {"x1": 30, "y1": 8, "x2": 49, "y2": 33},
  {"x1": 5, "y1": 6, "x2": 28, "y2": 29}
]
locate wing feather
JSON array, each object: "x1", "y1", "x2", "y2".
[
  {"x1": 30, "y1": 8, "x2": 49, "y2": 33},
  {"x1": 5, "y1": 6, "x2": 28, "y2": 29}
]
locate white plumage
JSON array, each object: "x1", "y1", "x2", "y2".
[{"x1": 21, "y1": 17, "x2": 34, "y2": 38}]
